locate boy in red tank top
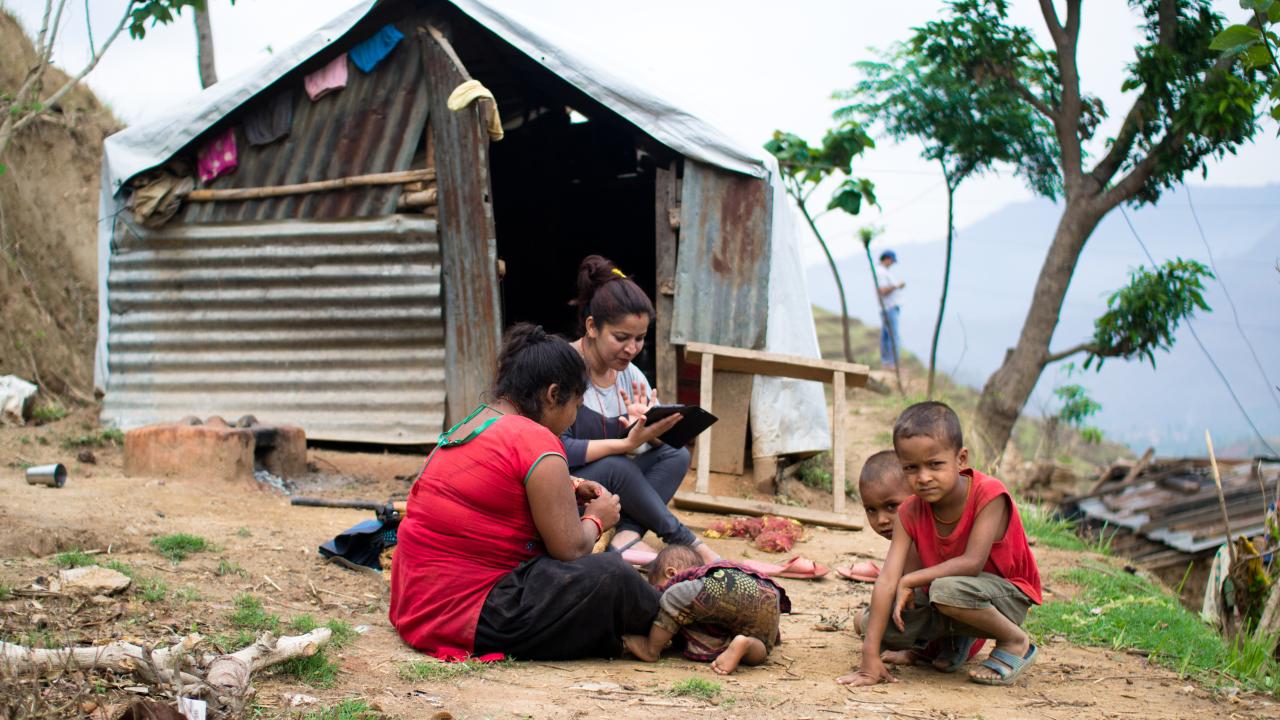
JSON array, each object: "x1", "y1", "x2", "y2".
[{"x1": 838, "y1": 402, "x2": 1041, "y2": 688}]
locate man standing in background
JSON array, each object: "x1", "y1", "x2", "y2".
[{"x1": 877, "y1": 250, "x2": 905, "y2": 371}]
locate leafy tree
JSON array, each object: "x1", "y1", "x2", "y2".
[
  {"x1": 910, "y1": 0, "x2": 1263, "y2": 462},
  {"x1": 1211, "y1": 0, "x2": 1280, "y2": 124},
  {"x1": 764, "y1": 124, "x2": 877, "y2": 364},
  {"x1": 1053, "y1": 383, "x2": 1103, "y2": 446},
  {"x1": 0, "y1": 1, "x2": 232, "y2": 173},
  {"x1": 837, "y1": 43, "x2": 1058, "y2": 399}
]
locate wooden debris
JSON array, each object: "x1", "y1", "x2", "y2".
[
  {"x1": 673, "y1": 491, "x2": 862, "y2": 530},
  {"x1": 186, "y1": 169, "x2": 436, "y2": 202}
]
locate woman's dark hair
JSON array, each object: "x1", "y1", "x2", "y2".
[
  {"x1": 493, "y1": 323, "x2": 587, "y2": 419},
  {"x1": 571, "y1": 255, "x2": 655, "y2": 335}
]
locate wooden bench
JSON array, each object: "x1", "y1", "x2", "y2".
[{"x1": 682, "y1": 341, "x2": 870, "y2": 515}]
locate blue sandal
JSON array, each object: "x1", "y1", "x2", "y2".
[
  {"x1": 935, "y1": 635, "x2": 977, "y2": 673},
  {"x1": 970, "y1": 644, "x2": 1038, "y2": 686}
]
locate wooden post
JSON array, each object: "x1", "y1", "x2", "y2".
[
  {"x1": 1205, "y1": 429, "x2": 1237, "y2": 566},
  {"x1": 696, "y1": 353, "x2": 715, "y2": 494},
  {"x1": 832, "y1": 370, "x2": 847, "y2": 514},
  {"x1": 654, "y1": 162, "x2": 679, "y2": 399}
]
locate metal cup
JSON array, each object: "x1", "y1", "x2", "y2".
[{"x1": 25, "y1": 463, "x2": 66, "y2": 488}]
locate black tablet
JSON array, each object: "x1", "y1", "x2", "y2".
[{"x1": 643, "y1": 404, "x2": 719, "y2": 448}]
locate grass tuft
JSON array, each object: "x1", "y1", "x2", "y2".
[
  {"x1": 289, "y1": 615, "x2": 357, "y2": 648},
  {"x1": 137, "y1": 577, "x2": 168, "y2": 603},
  {"x1": 30, "y1": 403, "x2": 67, "y2": 423},
  {"x1": 0, "y1": 584, "x2": 12, "y2": 601},
  {"x1": 1028, "y1": 561, "x2": 1280, "y2": 694},
  {"x1": 1019, "y1": 502, "x2": 1087, "y2": 552},
  {"x1": 216, "y1": 559, "x2": 249, "y2": 578},
  {"x1": 150, "y1": 533, "x2": 209, "y2": 563},
  {"x1": 397, "y1": 658, "x2": 501, "y2": 682},
  {"x1": 301, "y1": 700, "x2": 379, "y2": 720},
  {"x1": 59, "y1": 428, "x2": 123, "y2": 450},
  {"x1": 230, "y1": 594, "x2": 280, "y2": 633},
  {"x1": 104, "y1": 560, "x2": 135, "y2": 578},
  {"x1": 668, "y1": 677, "x2": 722, "y2": 701},
  {"x1": 275, "y1": 651, "x2": 340, "y2": 688},
  {"x1": 53, "y1": 550, "x2": 95, "y2": 568}
]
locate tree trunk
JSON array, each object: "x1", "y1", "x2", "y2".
[
  {"x1": 797, "y1": 201, "x2": 854, "y2": 363},
  {"x1": 865, "y1": 244, "x2": 904, "y2": 395},
  {"x1": 927, "y1": 172, "x2": 955, "y2": 399},
  {"x1": 972, "y1": 198, "x2": 1103, "y2": 465},
  {"x1": 194, "y1": 8, "x2": 217, "y2": 89}
]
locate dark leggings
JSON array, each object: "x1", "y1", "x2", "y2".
[{"x1": 573, "y1": 443, "x2": 695, "y2": 546}]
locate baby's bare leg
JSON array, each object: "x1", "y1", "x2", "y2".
[
  {"x1": 623, "y1": 624, "x2": 676, "y2": 663},
  {"x1": 711, "y1": 635, "x2": 767, "y2": 675}
]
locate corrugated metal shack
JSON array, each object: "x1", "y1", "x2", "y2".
[
  {"x1": 1062, "y1": 457, "x2": 1279, "y2": 604},
  {"x1": 96, "y1": 0, "x2": 831, "y2": 451}
]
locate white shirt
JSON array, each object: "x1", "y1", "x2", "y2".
[{"x1": 878, "y1": 267, "x2": 903, "y2": 309}]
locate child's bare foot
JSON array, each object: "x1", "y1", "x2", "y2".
[
  {"x1": 621, "y1": 634, "x2": 659, "y2": 662},
  {"x1": 881, "y1": 649, "x2": 926, "y2": 666},
  {"x1": 711, "y1": 635, "x2": 766, "y2": 675}
]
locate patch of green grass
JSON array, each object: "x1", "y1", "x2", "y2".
[
  {"x1": 1028, "y1": 561, "x2": 1280, "y2": 694},
  {"x1": 150, "y1": 533, "x2": 209, "y2": 562},
  {"x1": 1019, "y1": 502, "x2": 1087, "y2": 552},
  {"x1": 300, "y1": 700, "x2": 377, "y2": 720},
  {"x1": 289, "y1": 615, "x2": 357, "y2": 648},
  {"x1": 230, "y1": 594, "x2": 280, "y2": 633},
  {"x1": 59, "y1": 428, "x2": 123, "y2": 450},
  {"x1": 0, "y1": 584, "x2": 12, "y2": 601},
  {"x1": 397, "y1": 659, "x2": 496, "y2": 682},
  {"x1": 275, "y1": 651, "x2": 340, "y2": 688},
  {"x1": 30, "y1": 402, "x2": 67, "y2": 423},
  {"x1": 236, "y1": 527, "x2": 252, "y2": 538},
  {"x1": 173, "y1": 586, "x2": 202, "y2": 603},
  {"x1": 210, "y1": 630, "x2": 258, "y2": 653},
  {"x1": 104, "y1": 560, "x2": 136, "y2": 578},
  {"x1": 53, "y1": 550, "x2": 96, "y2": 568},
  {"x1": 793, "y1": 452, "x2": 833, "y2": 493},
  {"x1": 137, "y1": 577, "x2": 168, "y2": 603},
  {"x1": 216, "y1": 559, "x2": 249, "y2": 578},
  {"x1": 668, "y1": 677, "x2": 721, "y2": 701}
]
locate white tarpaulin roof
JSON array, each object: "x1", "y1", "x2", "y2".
[{"x1": 97, "y1": 0, "x2": 831, "y2": 456}]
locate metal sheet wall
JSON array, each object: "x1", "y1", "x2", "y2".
[
  {"x1": 671, "y1": 161, "x2": 772, "y2": 349},
  {"x1": 179, "y1": 17, "x2": 429, "y2": 224},
  {"x1": 102, "y1": 216, "x2": 445, "y2": 444}
]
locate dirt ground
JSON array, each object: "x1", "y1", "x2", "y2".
[{"x1": 1, "y1": 409, "x2": 1275, "y2": 720}]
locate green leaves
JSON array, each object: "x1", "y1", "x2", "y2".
[
  {"x1": 764, "y1": 122, "x2": 876, "y2": 218},
  {"x1": 827, "y1": 178, "x2": 877, "y2": 216},
  {"x1": 1085, "y1": 259, "x2": 1213, "y2": 370},
  {"x1": 128, "y1": 1, "x2": 233, "y2": 40},
  {"x1": 1210, "y1": 23, "x2": 1262, "y2": 51}
]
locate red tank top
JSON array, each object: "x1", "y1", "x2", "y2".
[
  {"x1": 389, "y1": 407, "x2": 568, "y2": 658},
  {"x1": 898, "y1": 469, "x2": 1042, "y2": 604}
]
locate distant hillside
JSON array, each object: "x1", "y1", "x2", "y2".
[
  {"x1": 805, "y1": 184, "x2": 1280, "y2": 456},
  {"x1": 0, "y1": 10, "x2": 117, "y2": 402}
]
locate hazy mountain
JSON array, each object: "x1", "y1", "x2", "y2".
[{"x1": 804, "y1": 183, "x2": 1280, "y2": 456}]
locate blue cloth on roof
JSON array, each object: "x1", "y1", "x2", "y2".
[{"x1": 349, "y1": 24, "x2": 404, "y2": 73}]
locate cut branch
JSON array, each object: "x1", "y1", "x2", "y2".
[
  {"x1": 1043, "y1": 342, "x2": 1096, "y2": 366},
  {"x1": 187, "y1": 168, "x2": 437, "y2": 201}
]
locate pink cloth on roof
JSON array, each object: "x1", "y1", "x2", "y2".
[
  {"x1": 197, "y1": 127, "x2": 238, "y2": 184},
  {"x1": 304, "y1": 54, "x2": 349, "y2": 101}
]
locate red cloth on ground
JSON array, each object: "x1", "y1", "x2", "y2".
[
  {"x1": 898, "y1": 469, "x2": 1042, "y2": 605},
  {"x1": 389, "y1": 411, "x2": 567, "y2": 659}
]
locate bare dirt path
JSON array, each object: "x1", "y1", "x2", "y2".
[{"x1": 1, "y1": 413, "x2": 1274, "y2": 719}]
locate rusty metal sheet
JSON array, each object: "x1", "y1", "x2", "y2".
[
  {"x1": 101, "y1": 216, "x2": 444, "y2": 444},
  {"x1": 420, "y1": 26, "x2": 502, "y2": 427},
  {"x1": 671, "y1": 161, "x2": 771, "y2": 350},
  {"x1": 180, "y1": 18, "x2": 428, "y2": 224}
]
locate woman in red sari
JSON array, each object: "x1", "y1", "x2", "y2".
[{"x1": 390, "y1": 324, "x2": 659, "y2": 660}]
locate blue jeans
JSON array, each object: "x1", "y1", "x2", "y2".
[
  {"x1": 573, "y1": 443, "x2": 695, "y2": 546},
  {"x1": 880, "y1": 305, "x2": 901, "y2": 367}
]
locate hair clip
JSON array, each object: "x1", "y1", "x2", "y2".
[{"x1": 611, "y1": 268, "x2": 627, "y2": 279}]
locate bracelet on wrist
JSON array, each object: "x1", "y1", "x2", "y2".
[{"x1": 581, "y1": 514, "x2": 604, "y2": 538}]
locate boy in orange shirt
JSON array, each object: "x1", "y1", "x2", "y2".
[{"x1": 839, "y1": 402, "x2": 1042, "y2": 687}]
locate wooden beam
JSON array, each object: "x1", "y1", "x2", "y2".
[
  {"x1": 832, "y1": 369, "x2": 847, "y2": 514},
  {"x1": 186, "y1": 169, "x2": 437, "y2": 202},
  {"x1": 654, "y1": 162, "x2": 679, "y2": 400},
  {"x1": 673, "y1": 491, "x2": 863, "y2": 531},
  {"x1": 683, "y1": 341, "x2": 869, "y2": 386},
  {"x1": 695, "y1": 353, "x2": 714, "y2": 494}
]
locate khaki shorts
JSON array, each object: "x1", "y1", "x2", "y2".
[{"x1": 857, "y1": 573, "x2": 1032, "y2": 650}]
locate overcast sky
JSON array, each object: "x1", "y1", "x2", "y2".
[{"x1": 8, "y1": 0, "x2": 1276, "y2": 267}]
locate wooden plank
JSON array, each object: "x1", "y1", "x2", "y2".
[
  {"x1": 684, "y1": 341, "x2": 869, "y2": 386},
  {"x1": 673, "y1": 491, "x2": 863, "y2": 531},
  {"x1": 654, "y1": 161, "x2": 679, "y2": 400},
  {"x1": 709, "y1": 371, "x2": 752, "y2": 475},
  {"x1": 186, "y1": 169, "x2": 437, "y2": 202},
  {"x1": 832, "y1": 370, "x2": 847, "y2": 514},
  {"x1": 420, "y1": 27, "x2": 502, "y2": 428},
  {"x1": 695, "y1": 353, "x2": 714, "y2": 494}
]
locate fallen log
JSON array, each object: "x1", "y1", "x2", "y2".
[{"x1": 187, "y1": 169, "x2": 436, "y2": 202}]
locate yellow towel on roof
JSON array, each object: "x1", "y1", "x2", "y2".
[{"x1": 446, "y1": 79, "x2": 504, "y2": 141}]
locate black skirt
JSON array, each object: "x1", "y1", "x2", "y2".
[{"x1": 473, "y1": 552, "x2": 659, "y2": 660}]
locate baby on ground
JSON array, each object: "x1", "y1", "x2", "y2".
[{"x1": 623, "y1": 544, "x2": 789, "y2": 674}]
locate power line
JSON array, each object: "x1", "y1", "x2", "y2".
[
  {"x1": 1184, "y1": 185, "x2": 1280, "y2": 415},
  {"x1": 1119, "y1": 207, "x2": 1278, "y2": 456}
]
